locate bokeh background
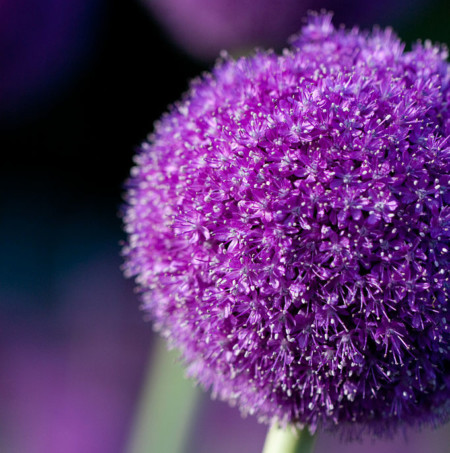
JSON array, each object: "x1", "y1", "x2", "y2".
[{"x1": 1, "y1": 1, "x2": 449, "y2": 452}]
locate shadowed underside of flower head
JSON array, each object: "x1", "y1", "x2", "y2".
[{"x1": 123, "y1": 12, "x2": 450, "y2": 438}]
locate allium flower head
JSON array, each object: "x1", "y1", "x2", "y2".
[{"x1": 123, "y1": 13, "x2": 450, "y2": 437}]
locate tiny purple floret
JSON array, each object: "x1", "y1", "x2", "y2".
[{"x1": 123, "y1": 13, "x2": 450, "y2": 437}]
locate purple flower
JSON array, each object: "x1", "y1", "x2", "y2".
[
  {"x1": 142, "y1": 0, "x2": 428, "y2": 60},
  {"x1": 123, "y1": 13, "x2": 450, "y2": 437}
]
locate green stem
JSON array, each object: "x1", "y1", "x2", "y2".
[
  {"x1": 126, "y1": 338, "x2": 200, "y2": 453},
  {"x1": 262, "y1": 424, "x2": 316, "y2": 453}
]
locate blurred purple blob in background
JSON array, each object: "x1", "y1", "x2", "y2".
[
  {"x1": 0, "y1": 238, "x2": 152, "y2": 453},
  {"x1": 0, "y1": 197, "x2": 152, "y2": 453},
  {"x1": 142, "y1": 0, "x2": 428, "y2": 59},
  {"x1": 142, "y1": 0, "x2": 314, "y2": 59},
  {"x1": 0, "y1": 0, "x2": 102, "y2": 123}
]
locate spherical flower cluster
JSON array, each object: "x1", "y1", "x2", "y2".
[{"x1": 123, "y1": 13, "x2": 450, "y2": 437}]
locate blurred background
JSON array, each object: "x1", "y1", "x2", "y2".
[{"x1": 0, "y1": 1, "x2": 449, "y2": 452}]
